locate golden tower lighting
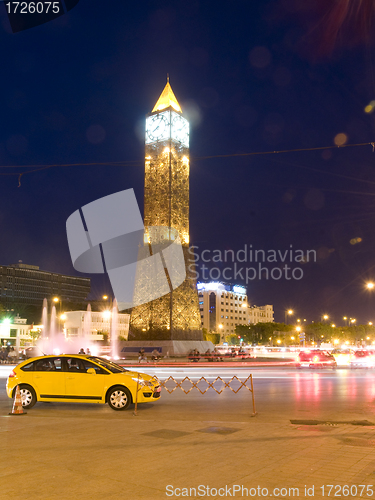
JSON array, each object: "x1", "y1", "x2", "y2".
[{"x1": 130, "y1": 80, "x2": 201, "y2": 337}]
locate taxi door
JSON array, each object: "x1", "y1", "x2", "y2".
[
  {"x1": 33, "y1": 357, "x2": 66, "y2": 399},
  {"x1": 64, "y1": 357, "x2": 107, "y2": 401}
]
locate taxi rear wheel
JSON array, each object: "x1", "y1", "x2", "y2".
[
  {"x1": 107, "y1": 386, "x2": 132, "y2": 411},
  {"x1": 15, "y1": 385, "x2": 37, "y2": 409}
]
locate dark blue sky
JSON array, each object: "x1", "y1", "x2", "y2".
[{"x1": 1, "y1": 0, "x2": 375, "y2": 324}]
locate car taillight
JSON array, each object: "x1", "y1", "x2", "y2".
[{"x1": 8, "y1": 370, "x2": 16, "y2": 378}]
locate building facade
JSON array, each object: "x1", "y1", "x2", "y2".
[
  {"x1": 247, "y1": 305, "x2": 274, "y2": 324},
  {"x1": 0, "y1": 314, "x2": 31, "y2": 349},
  {"x1": 0, "y1": 262, "x2": 91, "y2": 307},
  {"x1": 198, "y1": 282, "x2": 274, "y2": 335},
  {"x1": 130, "y1": 81, "x2": 201, "y2": 337}
]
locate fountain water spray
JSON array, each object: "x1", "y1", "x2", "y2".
[
  {"x1": 111, "y1": 298, "x2": 118, "y2": 359},
  {"x1": 83, "y1": 303, "x2": 92, "y2": 344}
]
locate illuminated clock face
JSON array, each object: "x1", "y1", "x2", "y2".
[
  {"x1": 171, "y1": 112, "x2": 189, "y2": 147},
  {"x1": 145, "y1": 112, "x2": 170, "y2": 144}
]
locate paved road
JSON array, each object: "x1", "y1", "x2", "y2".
[{"x1": 2, "y1": 364, "x2": 375, "y2": 499}]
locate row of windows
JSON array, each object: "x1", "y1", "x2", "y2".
[
  {"x1": 4, "y1": 275, "x2": 89, "y2": 285},
  {"x1": 220, "y1": 294, "x2": 244, "y2": 301},
  {"x1": 2, "y1": 268, "x2": 89, "y2": 281},
  {"x1": 221, "y1": 309, "x2": 245, "y2": 313},
  {"x1": 198, "y1": 293, "x2": 246, "y2": 302},
  {"x1": 221, "y1": 302, "x2": 244, "y2": 307}
]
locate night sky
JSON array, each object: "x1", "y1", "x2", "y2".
[{"x1": 1, "y1": 0, "x2": 375, "y2": 324}]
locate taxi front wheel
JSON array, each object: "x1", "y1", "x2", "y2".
[
  {"x1": 107, "y1": 386, "x2": 132, "y2": 411},
  {"x1": 15, "y1": 385, "x2": 37, "y2": 409}
]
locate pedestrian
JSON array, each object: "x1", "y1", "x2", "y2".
[
  {"x1": 86, "y1": 348, "x2": 91, "y2": 355},
  {"x1": 1, "y1": 347, "x2": 8, "y2": 364},
  {"x1": 78, "y1": 348, "x2": 85, "y2": 354},
  {"x1": 138, "y1": 348, "x2": 147, "y2": 363},
  {"x1": 151, "y1": 349, "x2": 160, "y2": 362},
  {"x1": 8, "y1": 347, "x2": 17, "y2": 363}
]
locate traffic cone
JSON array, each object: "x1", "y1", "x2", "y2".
[{"x1": 9, "y1": 385, "x2": 27, "y2": 416}]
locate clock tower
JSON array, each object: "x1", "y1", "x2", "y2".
[{"x1": 130, "y1": 80, "x2": 202, "y2": 338}]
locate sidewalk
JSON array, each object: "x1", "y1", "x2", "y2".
[{"x1": 2, "y1": 389, "x2": 375, "y2": 499}]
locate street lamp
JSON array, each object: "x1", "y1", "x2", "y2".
[
  {"x1": 322, "y1": 314, "x2": 329, "y2": 322},
  {"x1": 366, "y1": 282, "x2": 375, "y2": 290},
  {"x1": 103, "y1": 310, "x2": 111, "y2": 320},
  {"x1": 285, "y1": 309, "x2": 293, "y2": 324}
]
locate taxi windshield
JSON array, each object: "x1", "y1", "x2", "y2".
[{"x1": 88, "y1": 357, "x2": 128, "y2": 373}]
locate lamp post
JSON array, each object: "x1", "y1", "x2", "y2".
[
  {"x1": 218, "y1": 323, "x2": 224, "y2": 343},
  {"x1": 53, "y1": 296, "x2": 63, "y2": 333},
  {"x1": 102, "y1": 310, "x2": 112, "y2": 346},
  {"x1": 53, "y1": 296, "x2": 60, "y2": 313},
  {"x1": 285, "y1": 309, "x2": 293, "y2": 324},
  {"x1": 366, "y1": 283, "x2": 374, "y2": 327}
]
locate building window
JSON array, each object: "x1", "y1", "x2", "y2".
[{"x1": 209, "y1": 292, "x2": 216, "y2": 331}]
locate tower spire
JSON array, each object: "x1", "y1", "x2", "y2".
[{"x1": 152, "y1": 79, "x2": 182, "y2": 113}]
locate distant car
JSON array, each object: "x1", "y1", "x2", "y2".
[
  {"x1": 331, "y1": 348, "x2": 354, "y2": 367},
  {"x1": 296, "y1": 350, "x2": 337, "y2": 369},
  {"x1": 6, "y1": 355, "x2": 161, "y2": 411},
  {"x1": 350, "y1": 350, "x2": 374, "y2": 368},
  {"x1": 234, "y1": 348, "x2": 256, "y2": 360}
]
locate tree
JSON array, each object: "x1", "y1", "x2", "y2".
[
  {"x1": 29, "y1": 329, "x2": 41, "y2": 344},
  {"x1": 235, "y1": 322, "x2": 294, "y2": 345}
]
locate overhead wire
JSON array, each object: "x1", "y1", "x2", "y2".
[{"x1": 0, "y1": 141, "x2": 374, "y2": 180}]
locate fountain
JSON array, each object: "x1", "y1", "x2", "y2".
[
  {"x1": 50, "y1": 305, "x2": 57, "y2": 352},
  {"x1": 36, "y1": 299, "x2": 104, "y2": 357},
  {"x1": 111, "y1": 298, "x2": 118, "y2": 359},
  {"x1": 42, "y1": 298, "x2": 48, "y2": 340},
  {"x1": 38, "y1": 298, "x2": 49, "y2": 353},
  {"x1": 83, "y1": 303, "x2": 92, "y2": 343}
]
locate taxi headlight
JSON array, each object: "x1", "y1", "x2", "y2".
[{"x1": 132, "y1": 377, "x2": 152, "y2": 387}]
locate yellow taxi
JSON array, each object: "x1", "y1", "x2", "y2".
[{"x1": 6, "y1": 355, "x2": 161, "y2": 411}]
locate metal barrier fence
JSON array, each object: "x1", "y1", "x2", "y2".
[{"x1": 133, "y1": 374, "x2": 257, "y2": 417}]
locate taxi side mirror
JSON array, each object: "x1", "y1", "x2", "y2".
[{"x1": 87, "y1": 368, "x2": 96, "y2": 375}]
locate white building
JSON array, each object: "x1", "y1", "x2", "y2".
[
  {"x1": 197, "y1": 282, "x2": 274, "y2": 335},
  {"x1": 0, "y1": 314, "x2": 31, "y2": 350},
  {"x1": 63, "y1": 310, "x2": 130, "y2": 341},
  {"x1": 247, "y1": 305, "x2": 274, "y2": 324}
]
